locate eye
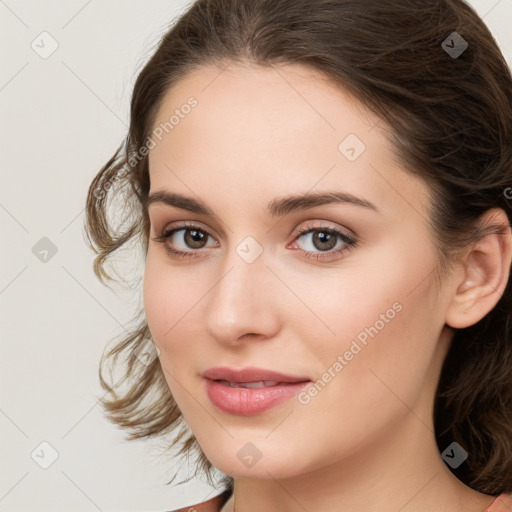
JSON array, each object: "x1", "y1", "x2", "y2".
[
  {"x1": 152, "y1": 222, "x2": 217, "y2": 259},
  {"x1": 151, "y1": 221, "x2": 357, "y2": 261},
  {"x1": 290, "y1": 222, "x2": 357, "y2": 260}
]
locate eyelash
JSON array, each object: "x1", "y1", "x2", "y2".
[{"x1": 151, "y1": 221, "x2": 357, "y2": 261}]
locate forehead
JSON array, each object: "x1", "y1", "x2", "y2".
[
  {"x1": 147, "y1": 62, "x2": 432, "y2": 223},
  {"x1": 150, "y1": 62, "x2": 379, "y2": 151}
]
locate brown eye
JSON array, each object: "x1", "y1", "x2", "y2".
[
  {"x1": 310, "y1": 230, "x2": 338, "y2": 251},
  {"x1": 152, "y1": 223, "x2": 218, "y2": 259},
  {"x1": 182, "y1": 228, "x2": 208, "y2": 249},
  {"x1": 290, "y1": 223, "x2": 357, "y2": 261}
]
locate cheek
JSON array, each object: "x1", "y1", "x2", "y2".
[
  {"x1": 143, "y1": 253, "x2": 188, "y2": 348},
  {"x1": 295, "y1": 245, "x2": 440, "y2": 423},
  {"x1": 143, "y1": 251, "x2": 212, "y2": 371},
  {"x1": 143, "y1": 258, "x2": 168, "y2": 340},
  {"x1": 142, "y1": 256, "x2": 200, "y2": 409},
  {"x1": 282, "y1": 271, "x2": 440, "y2": 469}
]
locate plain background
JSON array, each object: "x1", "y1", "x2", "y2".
[{"x1": 0, "y1": 1, "x2": 511, "y2": 511}]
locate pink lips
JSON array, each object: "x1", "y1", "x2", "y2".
[
  {"x1": 202, "y1": 366, "x2": 311, "y2": 416},
  {"x1": 202, "y1": 366, "x2": 311, "y2": 383}
]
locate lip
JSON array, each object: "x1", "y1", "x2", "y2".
[
  {"x1": 202, "y1": 366, "x2": 311, "y2": 416},
  {"x1": 201, "y1": 366, "x2": 311, "y2": 383}
]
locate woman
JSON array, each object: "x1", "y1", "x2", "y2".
[{"x1": 85, "y1": 0, "x2": 512, "y2": 510}]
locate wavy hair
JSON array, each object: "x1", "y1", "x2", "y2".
[{"x1": 84, "y1": 0, "x2": 512, "y2": 495}]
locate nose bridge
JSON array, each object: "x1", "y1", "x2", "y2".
[{"x1": 204, "y1": 240, "x2": 279, "y2": 343}]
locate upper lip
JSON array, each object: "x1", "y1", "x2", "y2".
[{"x1": 202, "y1": 366, "x2": 311, "y2": 383}]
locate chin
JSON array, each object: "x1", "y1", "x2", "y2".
[{"x1": 202, "y1": 442, "x2": 309, "y2": 481}]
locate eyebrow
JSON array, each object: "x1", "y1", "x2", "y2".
[{"x1": 145, "y1": 190, "x2": 378, "y2": 218}]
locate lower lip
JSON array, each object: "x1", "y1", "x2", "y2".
[{"x1": 205, "y1": 379, "x2": 311, "y2": 416}]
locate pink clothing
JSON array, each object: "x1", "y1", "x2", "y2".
[
  {"x1": 485, "y1": 493, "x2": 512, "y2": 512},
  {"x1": 170, "y1": 491, "x2": 512, "y2": 512}
]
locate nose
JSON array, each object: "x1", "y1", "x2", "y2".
[{"x1": 204, "y1": 249, "x2": 281, "y2": 346}]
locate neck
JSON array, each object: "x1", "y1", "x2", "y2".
[{"x1": 223, "y1": 397, "x2": 494, "y2": 512}]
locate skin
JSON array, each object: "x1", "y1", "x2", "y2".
[{"x1": 143, "y1": 61, "x2": 512, "y2": 512}]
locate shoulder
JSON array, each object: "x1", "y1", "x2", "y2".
[
  {"x1": 167, "y1": 490, "x2": 232, "y2": 512},
  {"x1": 484, "y1": 493, "x2": 512, "y2": 512}
]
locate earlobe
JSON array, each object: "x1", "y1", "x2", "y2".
[{"x1": 445, "y1": 208, "x2": 512, "y2": 330}]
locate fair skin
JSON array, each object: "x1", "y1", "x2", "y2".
[{"x1": 143, "y1": 61, "x2": 512, "y2": 512}]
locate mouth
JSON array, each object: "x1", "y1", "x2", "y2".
[
  {"x1": 203, "y1": 374, "x2": 311, "y2": 416},
  {"x1": 201, "y1": 366, "x2": 311, "y2": 384},
  {"x1": 213, "y1": 379, "x2": 306, "y2": 388}
]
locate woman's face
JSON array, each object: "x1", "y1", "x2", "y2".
[{"x1": 144, "y1": 62, "x2": 455, "y2": 479}]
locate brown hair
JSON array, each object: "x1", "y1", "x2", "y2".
[{"x1": 85, "y1": 0, "x2": 512, "y2": 495}]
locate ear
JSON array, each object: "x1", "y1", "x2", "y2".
[{"x1": 445, "y1": 208, "x2": 512, "y2": 329}]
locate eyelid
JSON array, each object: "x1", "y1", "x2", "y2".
[
  {"x1": 289, "y1": 220, "x2": 355, "y2": 242},
  {"x1": 157, "y1": 219, "x2": 219, "y2": 240},
  {"x1": 152, "y1": 218, "x2": 357, "y2": 263},
  {"x1": 155, "y1": 219, "x2": 354, "y2": 244},
  {"x1": 148, "y1": 207, "x2": 229, "y2": 240}
]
